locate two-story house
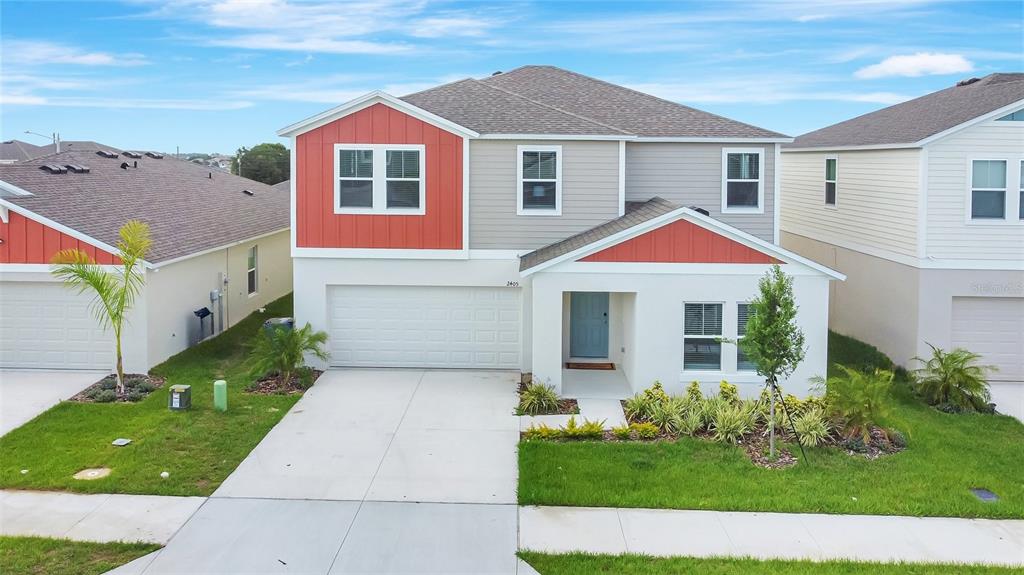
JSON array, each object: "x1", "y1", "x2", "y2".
[
  {"x1": 781, "y1": 74, "x2": 1024, "y2": 402},
  {"x1": 280, "y1": 66, "x2": 843, "y2": 398}
]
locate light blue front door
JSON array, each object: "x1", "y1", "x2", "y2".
[{"x1": 570, "y1": 292, "x2": 609, "y2": 358}]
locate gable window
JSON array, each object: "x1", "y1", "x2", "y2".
[
  {"x1": 970, "y1": 160, "x2": 1006, "y2": 219},
  {"x1": 737, "y1": 303, "x2": 756, "y2": 371},
  {"x1": 246, "y1": 245, "x2": 258, "y2": 296},
  {"x1": 824, "y1": 157, "x2": 837, "y2": 206},
  {"x1": 334, "y1": 144, "x2": 425, "y2": 214},
  {"x1": 683, "y1": 303, "x2": 722, "y2": 371},
  {"x1": 517, "y1": 145, "x2": 562, "y2": 215},
  {"x1": 722, "y1": 148, "x2": 764, "y2": 213}
]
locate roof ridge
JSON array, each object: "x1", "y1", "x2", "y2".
[
  {"x1": 497, "y1": 65, "x2": 788, "y2": 138},
  {"x1": 476, "y1": 78, "x2": 633, "y2": 136}
]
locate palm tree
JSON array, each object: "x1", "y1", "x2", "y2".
[
  {"x1": 51, "y1": 220, "x2": 151, "y2": 396},
  {"x1": 913, "y1": 343, "x2": 995, "y2": 412}
]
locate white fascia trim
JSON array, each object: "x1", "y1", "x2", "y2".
[
  {"x1": 618, "y1": 140, "x2": 626, "y2": 216},
  {"x1": 148, "y1": 228, "x2": 289, "y2": 269},
  {"x1": 276, "y1": 91, "x2": 479, "y2": 139},
  {"x1": 0, "y1": 263, "x2": 120, "y2": 273},
  {"x1": 522, "y1": 207, "x2": 845, "y2": 280},
  {"x1": 292, "y1": 247, "x2": 469, "y2": 260},
  {"x1": 0, "y1": 197, "x2": 126, "y2": 262},
  {"x1": 916, "y1": 147, "x2": 929, "y2": 259},
  {"x1": 782, "y1": 143, "x2": 921, "y2": 153},
  {"x1": 773, "y1": 143, "x2": 781, "y2": 244},
  {"x1": 634, "y1": 136, "x2": 793, "y2": 143},
  {"x1": 469, "y1": 249, "x2": 523, "y2": 259},
  {"x1": 290, "y1": 136, "x2": 297, "y2": 253},
  {"x1": 917, "y1": 97, "x2": 1024, "y2": 147},
  {"x1": 0, "y1": 180, "x2": 35, "y2": 197},
  {"x1": 0, "y1": 206, "x2": 7, "y2": 223},
  {"x1": 477, "y1": 134, "x2": 634, "y2": 141},
  {"x1": 463, "y1": 137, "x2": 470, "y2": 251},
  {"x1": 558, "y1": 262, "x2": 824, "y2": 276},
  {"x1": 920, "y1": 258, "x2": 1024, "y2": 271}
]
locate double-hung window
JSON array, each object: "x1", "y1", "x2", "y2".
[
  {"x1": 722, "y1": 148, "x2": 763, "y2": 212},
  {"x1": 736, "y1": 303, "x2": 756, "y2": 371},
  {"x1": 683, "y1": 303, "x2": 723, "y2": 371},
  {"x1": 517, "y1": 145, "x2": 561, "y2": 215},
  {"x1": 335, "y1": 144, "x2": 425, "y2": 214},
  {"x1": 970, "y1": 159, "x2": 1006, "y2": 220},
  {"x1": 246, "y1": 245, "x2": 258, "y2": 296},
  {"x1": 824, "y1": 157, "x2": 837, "y2": 206}
]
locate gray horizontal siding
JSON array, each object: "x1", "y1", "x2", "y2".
[
  {"x1": 469, "y1": 140, "x2": 621, "y2": 250},
  {"x1": 625, "y1": 142, "x2": 776, "y2": 242}
]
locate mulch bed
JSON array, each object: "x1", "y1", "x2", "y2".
[
  {"x1": 518, "y1": 381, "x2": 579, "y2": 415},
  {"x1": 70, "y1": 374, "x2": 165, "y2": 403},
  {"x1": 246, "y1": 369, "x2": 324, "y2": 395}
]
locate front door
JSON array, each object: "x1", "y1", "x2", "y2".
[{"x1": 570, "y1": 292, "x2": 609, "y2": 358}]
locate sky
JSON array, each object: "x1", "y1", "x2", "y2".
[{"x1": 1, "y1": 0, "x2": 1021, "y2": 154}]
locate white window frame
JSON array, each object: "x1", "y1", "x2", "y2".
[
  {"x1": 721, "y1": 147, "x2": 765, "y2": 214},
  {"x1": 333, "y1": 143, "x2": 426, "y2": 215},
  {"x1": 736, "y1": 302, "x2": 756, "y2": 372},
  {"x1": 682, "y1": 302, "x2": 725, "y2": 372},
  {"x1": 246, "y1": 245, "x2": 258, "y2": 297},
  {"x1": 517, "y1": 144, "x2": 562, "y2": 216},
  {"x1": 824, "y1": 155, "x2": 838, "y2": 208},
  {"x1": 965, "y1": 158, "x2": 1009, "y2": 224}
]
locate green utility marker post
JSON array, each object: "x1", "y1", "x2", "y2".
[{"x1": 213, "y1": 380, "x2": 227, "y2": 412}]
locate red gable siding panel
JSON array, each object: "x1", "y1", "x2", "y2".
[
  {"x1": 295, "y1": 103, "x2": 463, "y2": 250},
  {"x1": 581, "y1": 218, "x2": 778, "y2": 264},
  {"x1": 0, "y1": 211, "x2": 119, "y2": 264}
]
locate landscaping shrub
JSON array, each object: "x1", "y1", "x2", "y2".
[
  {"x1": 700, "y1": 395, "x2": 729, "y2": 428},
  {"x1": 92, "y1": 389, "x2": 117, "y2": 403},
  {"x1": 611, "y1": 424, "x2": 633, "y2": 440},
  {"x1": 793, "y1": 407, "x2": 831, "y2": 447},
  {"x1": 718, "y1": 380, "x2": 740, "y2": 404},
  {"x1": 709, "y1": 402, "x2": 750, "y2": 444},
  {"x1": 740, "y1": 399, "x2": 763, "y2": 429},
  {"x1": 560, "y1": 417, "x2": 604, "y2": 440},
  {"x1": 678, "y1": 408, "x2": 705, "y2": 436},
  {"x1": 623, "y1": 392, "x2": 657, "y2": 423},
  {"x1": 648, "y1": 397, "x2": 687, "y2": 434},
  {"x1": 518, "y1": 382, "x2": 562, "y2": 416},
  {"x1": 913, "y1": 344, "x2": 995, "y2": 413},
  {"x1": 685, "y1": 380, "x2": 703, "y2": 402},
  {"x1": 643, "y1": 381, "x2": 671, "y2": 405},
  {"x1": 247, "y1": 322, "x2": 329, "y2": 389},
  {"x1": 629, "y1": 422, "x2": 660, "y2": 440},
  {"x1": 522, "y1": 423, "x2": 560, "y2": 441},
  {"x1": 816, "y1": 365, "x2": 896, "y2": 442}
]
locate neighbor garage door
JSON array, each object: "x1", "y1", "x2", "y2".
[
  {"x1": 327, "y1": 285, "x2": 521, "y2": 369},
  {"x1": 0, "y1": 281, "x2": 113, "y2": 370},
  {"x1": 951, "y1": 297, "x2": 1024, "y2": 382}
]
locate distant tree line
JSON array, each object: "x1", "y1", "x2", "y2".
[{"x1": 232, "y1": 143, "x2": 289, "y2": 185}]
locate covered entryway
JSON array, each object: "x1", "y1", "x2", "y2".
[
  {"x1": 0, "y1": 281, "x2": 112, "y2": 370},
  {"x1": 951, "y1": 296, "x2": 1024, "y2": 382},
  {"x1": 327, "y1": 285, "x2": 521, "y2": 369}
]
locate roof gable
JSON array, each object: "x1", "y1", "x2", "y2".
[{"x1": 580, "y1": 218, "x2": 777, "y2": 264}]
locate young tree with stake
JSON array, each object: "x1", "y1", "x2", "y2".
[
  {"x1": 738, "y1": 264, "x2": 806, "y2": 458},
  {"x1": 51, "y1": 220, "x2": 151, "y2": 397}
]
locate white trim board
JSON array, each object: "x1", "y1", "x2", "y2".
[{"x1": 291, "y1": 247, "x2": 470, "y2": 260}]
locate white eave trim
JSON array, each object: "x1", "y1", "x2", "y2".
[
  {"x1": 476, "y1": 134, "x2": 793, "y2": 143},
  {"x1": 633, "y1": 136, "x2": 793, "y2": 143},
  {"x1": 276, "y1": 91, "x2": 480, "y2": 139},
  {"x1": 520, "y1": 207, "x2": 845, "y2": 281},
  {"x1": 0, "y1": 180, "x2": 35, "y2": 197},
  {"x1": 782, "y1": 143, "x2": 922, "y2": 153},
  {"x1": 148, "y1": 227, "x2": 289, "y2": 269},
  {"x1": 478, "y1": 133, "x2": 634, "y2": 141}
]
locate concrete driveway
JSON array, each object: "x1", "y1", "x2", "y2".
[
  {"x1": 0, "y1": 370, "x2": 103, "y2": 436},
  {"x1": 142, "y1": 369, "x2": 524, "y2": 574},
  {"x1": 990, "y1": 382, "x2": 1024, "y2": 422}
]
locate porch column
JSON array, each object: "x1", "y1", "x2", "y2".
[{"x1": 531, "y1": 275, "x2": 564, "y2": 393}]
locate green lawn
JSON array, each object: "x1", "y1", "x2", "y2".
[
  {"x1": 519, "y1": 552, "x2": 1024, "y2": 575},
  {"x1": 518, "y1": 332, "x2": 1024, "y2": 519},
  {"x1": 0, "y1": 294, "x2": 300, "y2": 497},
  {"x1": 0, "y1": 536, "x2": 160, "y2": 575}
]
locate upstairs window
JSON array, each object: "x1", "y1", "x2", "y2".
[
  {"x1": 517, "y1": 145, "x2": 561, "y2": 215},
  {"x1": 722, "y1": 149, "x2": 763, "y2": 213},
  {"x1": 737, "y1": 303, "x2": 756, "y2": 371},
  {"x1": 246, "y1": 245, "x2": 258, "y2": 296},
  {"x1": 683, "y1": 303, "x2": 723, "y2": 371},
  {"x1": 970, "y1": 160, "x2": 1006, "y2": 219},
  {"x1": 334, "y1": 144, "x2": 425, "y2": 214},
  {"x1": 824, "y1": 157, "x2": 837, "y2": 206}
]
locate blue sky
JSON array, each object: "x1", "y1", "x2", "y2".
[{"x1": 2, "y1": 0, "x2": 1021, "y2": 153}]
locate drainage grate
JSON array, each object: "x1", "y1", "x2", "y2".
[{"x1": 970, "y1": 488, "x2": 999, "y2": 502}]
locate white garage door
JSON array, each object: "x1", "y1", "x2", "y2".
[
  {"x1": 0, "y1": 281, "x2": 113, "y2": 370},
  {"x1": 951, "y1": 297, "x2": 1024, "y2": 382},
  {"x1": 327, "y1": 285, "x2": 521, "y2": 369}
]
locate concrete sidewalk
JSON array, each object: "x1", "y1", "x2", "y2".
[
  {"x1": 0, "y1": 490, "x2": 205, "y2": 544},
  {"x1": 520, "y1": 506, "x2": 1024, "y2": 567}
]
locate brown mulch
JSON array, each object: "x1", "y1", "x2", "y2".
[
  {"x1": 246, "y1": 369, "x2": 324, "y2": 395},
  {"x1": 517, "y1": 381, "x2": 579, "y2": 415},
  {"x1": 741, "y1": 433, "x2": 799, "y2": 469},
  {"x1": 70, "y1": 373, "x2": 166, "y2": 403}
]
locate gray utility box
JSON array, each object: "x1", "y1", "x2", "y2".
[
  {"x1": 169, "y1": 385, "x2": 192, "y2": 410},
  {"x1": 263, "y1": 317, "x2": 295, "y2": 332}
]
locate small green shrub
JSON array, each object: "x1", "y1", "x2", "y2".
[
  {"x1": 642, "y1": 381, "x2": 671, "y2": 405},
  {"x1": 522, "y1": 423, "x2": 560, "y2": 441},
  {"x1": 816, "y1": 365, "x2": 896, "y2": 442},
  {"x1": 685, "y1": 381, "x2": 703, "y2": 402},
  {"x1": 134, "y1": 380, "x2": 156, "y2": 393},
  {"x1": 518, "y1": 382, "x2": 561, "y2": 416},
  {"x1": 623, "y1": 392, "x2": 657, "y2": 423},
  {"x1": 630, "y1": 422, "x2": 660, "y2": 440},
  {"x1": 677, "y1": 408, "x2": 705, "y2": 436},
  {"x1": 793, "y1": 407, "x2": 831, "y2": 447},
  {"x1": 93, "y1": 389, "x2": 117, "y2": 403},
  {"x1": 709, "y1": 402, "x2": 750, "y2": 443},
  {"x1": 913, "y1": 344, "x2": 994, "y2": 412},
  {"x1": 126, "y1": 390, "x2": 145, "y2": 403},
  {"x1": 247, "y1": 322, "x2": 329, "y2": 387},
  {"x1": 740, "y1": 399, "x2": 762, "y2": 429},
  {"x1": 700, "y1": 396, "x2": 728, "y2": 428},
  {"x1": 611, "y1": 424, "x2": 633, "y2": 440},
  {"x1": 889, "y1": 429, "x2": 908, "y2": 449},
  {"x1": 718, "y1": 380, "x2": 740, "y2": 404},
  {"x1": 296, "y1": 367, "x2": 317, "y2": 390},
  {"x1": 560, "y1": 416, "x2": 604, "y2": 440},
  {"x1": 648, "y1": 397, "x2": 687, "y2": 434}
]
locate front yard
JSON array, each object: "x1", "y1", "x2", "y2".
[
  {"x1": 0, "y1": 294, "x2": 300, "y2": 497},
  {"x1": 518, "y1": 333, "x2": 1024, "y2": 519},
  {"x1": 519, "y1": 552, "x2": 1024, "y2": 575},
  {"x1": 0, "y1": 536, "x2": 160, "y2": 575}
]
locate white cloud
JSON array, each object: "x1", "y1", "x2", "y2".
[
  {"x1": 2, "y1": 40, "x2": 147, "y2": 66},
  {"x1": 206, "y1": 34, "x2": 412, "y2": 55},
  {"x1": 855, "y1": 52, "x2": 974, "y2": 79},
  {"x1": 1, "y1": 95, "x2": 253, "y2": 110},
  {"x1": 626, "y1": 79, "x2": 911, "y2": 105}
]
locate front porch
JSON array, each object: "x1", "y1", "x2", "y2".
[{"x1": 561, "y1": 367, "x2": 632, "y2": 400}]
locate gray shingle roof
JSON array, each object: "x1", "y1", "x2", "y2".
[
  {"x1": 789, "y1": 73, "x2": 1024, "y2": 149},
  {"x1": 0, "y1": 140, "x2": 48, "y2": 163},
  {"x1": 402, "y1": 66, "x2": 787, "y2": 139},
  {"x1": 519, "y1": 197, "x2": 680, "y2": 271},
  {"x1": 0, "y1": 146, "x2": 288, "y2": 263}
]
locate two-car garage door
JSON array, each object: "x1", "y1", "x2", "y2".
[
  {"x1": 951, "y1": 297, "x2": 1024, "y2": 382},
  {"x1": 327, "y1": 285, "x2": 522, "y2": 369},
  {"x1": 0, "y1": 282, "x2": 113, "y2": 370}
]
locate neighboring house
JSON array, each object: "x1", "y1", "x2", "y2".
[
  {"x1": 780, "y1": 73, "x2": 1024, "y2": 387},
  {"x1": 280, "y1": 65, "x2": 843, "y2": 397},
  {"x1": 0, "y1": 140, "x2": 114, "y2": 164},
  {"x1": 0, "y1": 143, "x2": 291, "y2": 372}
]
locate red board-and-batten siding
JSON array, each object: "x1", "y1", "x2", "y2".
[
  {"x1": 296, "y1": 103, "x2": 463, "y2": 249},
  {"x1": 0, "y1": 210, "x2": 118, "y2": 264},
  {"x1": 581, "y1": 219, "x2": 778, "y2": 264}
]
